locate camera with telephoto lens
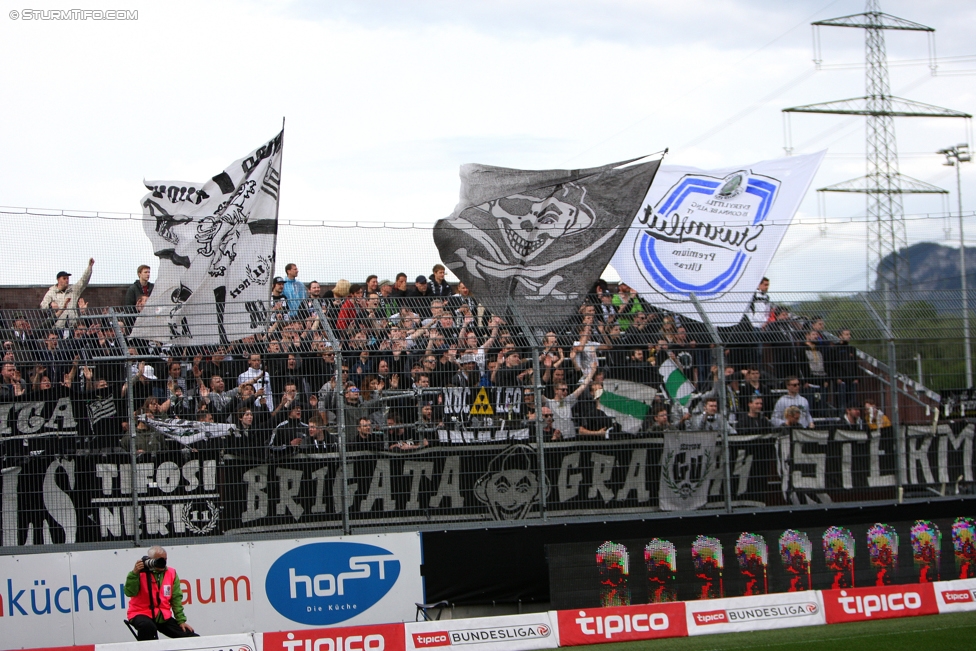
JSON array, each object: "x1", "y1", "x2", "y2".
[{"x1": 142, "y1": 556, "x2": 167, "y2": 571}]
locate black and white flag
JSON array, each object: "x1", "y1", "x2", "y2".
[
  {"x1": 659, "y1": 430, "x2": 718, "y2": 511},
  {"x1": 433, "y1": 157, "x2": 661, "y2": 326},
  {"x1": 139, "y1": 415, "x2": 237, "y2": 446},
  {"x1": 131, "y1": 130, "x2": 283, "y2": 344}
]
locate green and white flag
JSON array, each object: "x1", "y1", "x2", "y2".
[
  {"x1": 600, "y1": 379, "x2": 657, "y2": 434},
  {"x1": 659, "y1": 357, "x2": 695, "y2": 406}
]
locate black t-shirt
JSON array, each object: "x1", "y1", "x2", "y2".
[
  {"x1": 737, "y1": 413, "x2": 772, "y2": 436},
  {"x1": 493, "y1": 366, "x2": 523, "y2": 389}
]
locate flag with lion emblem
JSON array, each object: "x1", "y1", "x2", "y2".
[{"x1": 131, "y1": 130, "x2": 283, "y2": 344}]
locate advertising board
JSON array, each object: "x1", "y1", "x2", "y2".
[
  {"x1": 264, "y1": 624, "x2": 405, "y2": 651},
  {"x1": 250, "y1": 533, "x2": 421, "y2": 634},
  {"x1": 821, "y1": 583, "x2": 938, "y2": 624},
  {"x1": 684, "y1": 592, "x2": 825, "y2": 635},
  {"x1": 554, "y1": 603, "x2": 686, "y2": 646},
  {"x1": 934, "y1": 578, "x2": 976, "y2": 614},
  {"x1": 404, "y1": 614, "x2": 556, "y2": 651},
  {"x1": 0, "y1": 534, "x2": 421, "y2": 649}
]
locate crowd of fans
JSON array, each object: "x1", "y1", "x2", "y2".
[{"x1": 0, "y1": 261, "x2": 892, "y2": 463}]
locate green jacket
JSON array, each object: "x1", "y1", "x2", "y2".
[
  {"x1": 612, "y1": 293, "x2": 643, "y2": 331},
  {"x1": 124, "y1": 569, "x2": 187, "y2": 624}
]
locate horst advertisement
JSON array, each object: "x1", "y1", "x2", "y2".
[
  {"x1": 0, "y1": 533, "x2": 422, "y2": 649},
  {"x1": 611, "y1": 152, "x2": 825, "y2": 327},
  {"x1": 1, "y1": 425, "x2": 973, "y2": 544}
]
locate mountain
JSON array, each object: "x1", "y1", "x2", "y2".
[{"x1": 876, "y1": 241, "x2": 976, "y2": 292}]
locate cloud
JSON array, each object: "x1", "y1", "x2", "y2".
[{"x1": 0, "y1": 0, "x2": 973, "y2": 293}]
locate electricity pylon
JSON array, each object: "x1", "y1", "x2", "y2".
[{"x1": 783, "y1": 0, "x2": 970, "y2": 292}]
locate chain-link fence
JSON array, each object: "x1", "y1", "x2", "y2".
[{"x1": 0, "y1": 283, "x2": 974, "y2": 553}]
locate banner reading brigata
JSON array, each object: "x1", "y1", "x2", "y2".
[
  {"x1": 3, "y1": 427, "x2": 972, "y2": 544},
  {"x1": 611, "y1": 152, "x2": 824, "y2": 327},
  {"x1": 132, "y1": 130, "x2": 283, "y2": 345}
]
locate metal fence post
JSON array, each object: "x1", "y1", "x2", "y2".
[
  {"x1": 509, "y1": 301, "x2": 548, "y2": 521},
  {"x1": 861, "y1": 290, "x2": 906, "y2": 498},
  {"x1": 529, "y1": 342, "x2": 548, "y2": 521},
  {"x1": 688, "y1": 295, "x2": 733, "y2": 514},
  {"x1": 313, "y1": 303, "x2": 350, "y2": 534},
  {"x1": 107, "y1": 309, "x2": 141, "y2": 546}
]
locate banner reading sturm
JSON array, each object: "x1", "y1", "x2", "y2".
[
  {"x1": 434, "y1": 157, "x2": 661, "y2": 326},
  {"x1": 610, "y1": 152, "x2": 824, "y2": 327},
  {"x1": 132, "y1": 130, "x2": 283, "y2": 344}
]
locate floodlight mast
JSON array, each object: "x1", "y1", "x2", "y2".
[{"x1": 938, "y1": 144, "x2": 972, "y2": 389}]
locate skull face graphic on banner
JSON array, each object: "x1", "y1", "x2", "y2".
[
  {"x1": 434, "y1": 157, "x2": 661, "y2": 326},
  {"x1": 473, "y1": 444, "x2": 547, "y2": 520}
]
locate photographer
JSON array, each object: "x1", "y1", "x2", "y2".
[{"x1": 124, "y1": 546, "x2": 198, "y2": 641}]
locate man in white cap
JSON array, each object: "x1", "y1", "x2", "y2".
[
  {"x1": 41, "y1": 258, "x2": 94, "y2": 330},
  {"x1": 453, "y1": 354, "x2": 481, "y2": 387}
]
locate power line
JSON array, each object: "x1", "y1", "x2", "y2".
[
  {"x1": 2, "y1": 205, "x2": 973, "y2": 229},
  {"x1": 818, "y1": 53, "x2": 976, "y2": 70},
  {"x1": 789, "y1": 72, "x2": 934, "y2": 153},
  {"x1": 680, "y1": 68, "x2": 818, "y2": 150},
  {"x1": 562, "y1": 0, "x2": 845, "y2": 164}
]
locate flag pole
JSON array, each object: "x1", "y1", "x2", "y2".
[{"x1": 271, "y1": 116, "x2": 285, "y2": 280}]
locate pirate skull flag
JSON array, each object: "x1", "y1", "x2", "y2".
[
  {"x1": 433, "y1": 157, "x2": 662, "y2": 326},
  {"x1": 131, "y1": 130, "x2": 283, "y2": 345}
]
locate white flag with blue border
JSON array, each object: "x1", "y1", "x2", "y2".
[{"x1": 610, "y1": 152, "x2": 824, "y2": 327}]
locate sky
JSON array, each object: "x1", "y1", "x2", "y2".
[{"x1": 1, "y1": 0, "x2": 974, "y2": 296}]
